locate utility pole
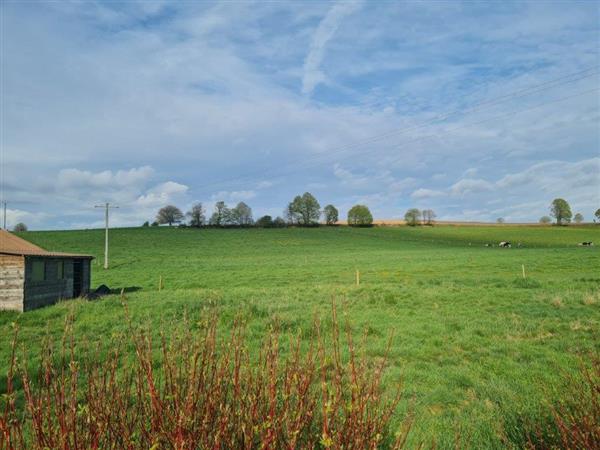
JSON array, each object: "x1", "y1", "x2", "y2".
[{"x1": 94, "y1": 202, "x2": 119, "y2": 269}]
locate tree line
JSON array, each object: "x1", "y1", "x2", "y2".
[
  {"x1": 145, "y1": 194, "x2": 599, "y2": 229},
  {"x1": 149, "y1": 192, "x2": 394, "y2": 228}
]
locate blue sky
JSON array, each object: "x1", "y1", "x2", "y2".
[{"x1": 1, "y1": 0, "x2": 599, "y2": 229}]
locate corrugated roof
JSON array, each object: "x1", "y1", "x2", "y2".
[{"x1": 0, "y1": 229, "x2": 94, "y2": 259}]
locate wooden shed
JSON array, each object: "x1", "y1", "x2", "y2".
[{"x1": 0, "y1": 230, "x2": 94, "y2": 312}]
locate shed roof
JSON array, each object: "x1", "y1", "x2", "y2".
[{"x1": 0, "y1": 229, "x2": 94, "y2": 259}]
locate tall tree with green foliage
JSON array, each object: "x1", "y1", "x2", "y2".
[
  {"x1": 595, "y1": 208, "x2": 600, "y2": 223},
  {"x1": 287, "y1": 192, "x2": 321, "y2": 226},
  {"x1": 210, "y1": 201, "x2": 231, "y2": 227},
  {"x1": 550, "y1": 198, "x2": 572, "y2": 225},
  {"x1": 347, "y1": 205, "x2": 373, "y2": 226},
  {"x1": 186, "y1": 203, "x2": 206, "y2": 227},
  {"x1": 573, "y1": 213, "x2": 584, "y2": 224},
  {"x1": 13, "y1": 223, "x2": 28, "y2": 232},
  {"x1": 157, "y1": 205, "x2": 184, "y2": 226},
  {"x1": 231, "y1": 202, "x2": 253, "y2": 226},
  {"x1": 404, "y1": 208, "x2": 421, "y2": 226},
  {"x1": 323, "y1": 204, "x2": 339, "y2": 225}
]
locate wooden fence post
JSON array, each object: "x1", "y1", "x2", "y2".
[
  {"x1": 355, "y1": 269, "x2": 360, "y2": 286},
  {"x1": 522, "y1": 264, "x2": 526, "y2": 279},
  {"x1": 159, "y1": 275, "x2": 163, "y2": 291}
]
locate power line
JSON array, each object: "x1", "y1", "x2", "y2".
[{"x1": 190, "y1": 70, "x2": 599, "y2": 194}]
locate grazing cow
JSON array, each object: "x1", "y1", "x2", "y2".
[
  {"x1": 499, "y1": 241, "x2": 511, "y2": 248},
  {"x1": 484, "y1": 243, "x2": 491, "y2": 247},
  {"x1": 578, "y1": 241, "x2": 594, "y2": 246}
]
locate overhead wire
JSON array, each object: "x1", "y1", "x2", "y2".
[{"x1": 189, "y1": 66, "x2": 599, "y2": 194}]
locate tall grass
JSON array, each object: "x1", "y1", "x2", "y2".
[{"x1": 1, "y1": 303, "x2": 413, "y2": 449}]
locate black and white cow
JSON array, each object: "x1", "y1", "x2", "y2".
[
  {"x1": 499, "y1": 241, "x2": 511, "y2": 248},
  {"x1": 578, "y1": 241, "x2": 594, "y2": 246}
]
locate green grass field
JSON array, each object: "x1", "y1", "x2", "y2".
[{"x1": 2, "y1": 225, "x2": 599, "y2": 448}]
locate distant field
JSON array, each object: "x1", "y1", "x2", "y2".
[{"x1": 2, "y1": 225, "x2": 599, "y2": 448}]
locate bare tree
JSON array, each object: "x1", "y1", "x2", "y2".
[
  {"x1": 422, "y1": 209, "x2": 436, "y2": 225},
  {"x1": 157, "y1": 205, "x2": 184, "y2": 226}
]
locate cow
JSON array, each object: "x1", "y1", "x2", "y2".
[
  {"x1": 499, "y1": 241, "x2": 511, "y2": 248},
  {"x1": 578, "y1": 241, "x2": 594, "y2": 246},
  {"x1": 484, "y1": 243, "x2": 492, "y2": 247}
]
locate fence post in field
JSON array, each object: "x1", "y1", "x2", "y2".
[
  {"x1": 522, "y1": 264, "x2": 526, "y2": 279},
  {"x1": 159, "y1": 275, "x2": 163, "y2": 291},
  {"x1": 356, "y1": 269, "x2": 360, "y2": 286}
]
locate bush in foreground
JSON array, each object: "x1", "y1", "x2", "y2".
[
  {"x1": 525, "y1": 354, "x2": 600, "y2": 449},
  {"x1": 0, "y1": 304, "x2": 412, "y2": 449}
]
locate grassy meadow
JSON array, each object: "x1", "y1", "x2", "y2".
[{"x1": 2, "y1": 225, "x2": 599, "y2": 448}]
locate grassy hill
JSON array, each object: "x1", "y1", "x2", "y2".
[{"x1": 2, "y1": 225, "x2": 599, "y2": 448}]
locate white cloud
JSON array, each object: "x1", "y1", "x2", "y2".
[
  {"x1": 411, "y1": 188, "x2": 446, "y2": 199},
  {"x1": 57, "y1": 166, "x2": 154, "y2": 190},
  {"x1": 136, "y1": 181, "x2": 189, "y2": 207},
  {"x1": 3, "y1": 2, "x2": 598, "y2": 227},
  {"x1": 4, "y1": 208, "x2": 48, "y2": 229},
  {"x1": 302, "y1": 1, "x2": 363, "y2": 95},
  {"x1": 450, "y1": 178, "x2": 494, "y2": 197},
  {"x1": 211, "y1": 190, "x2": 257, "y2": 203}
]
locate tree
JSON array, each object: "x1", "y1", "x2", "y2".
[
  {"x1": 156, "y1": 205, "x2": 184, "y2": 226},
  {"x1": 550, "y1": 198, "x2": 572, "y2": 225},
  {"x1": 13, "y1": 223, "x2": 27, "y2": 232},
  {"x1": 186, "y1": 203, "x2": 206, "y2": 228},
  {"x1": 142, "y1": 221, "x2": 150, "y2": 227},
  {"x1": 323, "y1": 204, "x2": 339, "y2": 225},
  {"x1": 287, "y1": 192, "x2": 321, "y2": 226},
  {"x1": 404, "y1": 208, "x2": 421, "y2": 226},
  {"x1": 539, "y1": 216, "x2": 552, "y2": 224},
  {"x1": 422, "y1": 209, "x2": 436, "y2": 225},
  {"x1": 347, "y1": 205, "x2": 373, "y2": 226},
  {"x1": 231, "y1": 202, "x2": 253, "y2": 226},
  {"x1": 595, "y1": 208, "x2": 600, "y2": 223},
  {"x1": 209, "y1": 201, "x2": 231, "y2": 227},
  {"x1": 574, "y1": 213, "x2": 584, "y2": 224},
  {"x1": 256, "y1": 215, "x2": 273, "y2": 228},
  {"x1": 496, "y1": 217, "x2": 505, "y2": 224},
  {"x1": 273, "y1": 216, "x2": 287, "y2": 228}
]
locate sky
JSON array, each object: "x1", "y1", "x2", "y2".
[{"x1": 1, "y1": 0, "x2": 599, "y2": 230}]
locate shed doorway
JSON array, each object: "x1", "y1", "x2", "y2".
[{"x1": 73, "y1": 260, "x2": 83, "y2": 297}]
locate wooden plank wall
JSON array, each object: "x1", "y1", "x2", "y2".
[{"x1": 0, "y1": 255, "x2": 25, "y2": 312}]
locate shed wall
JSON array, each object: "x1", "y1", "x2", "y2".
[
  {"x1": 0, "y1": 255, "x2": 25, "y2": 312},
  {"x1": 23, "y1": 257, "x2": 76, "y2": 311}
]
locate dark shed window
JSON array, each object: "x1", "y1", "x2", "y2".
[
  {"x1": 57, "y1": 261, "x2": 64, "y2": 279},
  {"x1": 32, "y1": 260, "x2": 45, "y2": 281}
]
